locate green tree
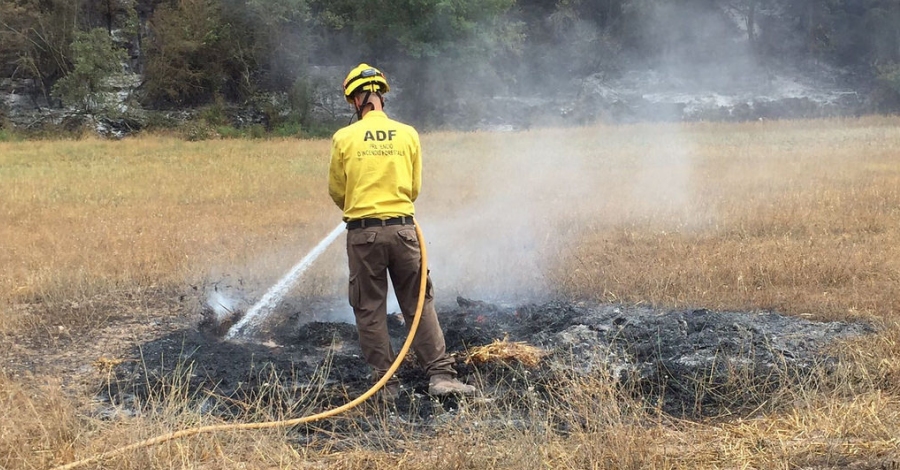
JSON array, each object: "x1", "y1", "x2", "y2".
[
  {"x1": 143, "y1": 0, "x2": 228, "y2": 106},
  {"x1": 0, "y1": 0, "x2": 81, "y2": 99},
  {"x1": 52, "y1": 28, "x2": 127, "y2": 113},
  {"x1": 242, "y1": 0, "x2": 312, "y2": 91},
  {"x1": 310, "y1": 0, "x2": 522, "y2": 127},
  {"x1": 143, "y1": 0, "x2": 314, "y2": 108},
  {"x1": 240, "y1": 0, "x2": 321, "y2": 129},
  {"x1": 80, "y1": 0, "x2": 138, "y2": 36}
]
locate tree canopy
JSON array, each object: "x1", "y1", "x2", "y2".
[{"x1": 1, "y1": 0, "x2": 899, "y2": 127}]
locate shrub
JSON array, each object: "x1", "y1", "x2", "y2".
[
  {"x1": 180, "y1": 121, "x2": 216, "y2": 141},
  {"x1": 247, "y1": 124, "x2": 266, "y2": 139},
  {"x1": 215, "y1": 126, "x2": 243, "y2": 139},
  {"x1": 0, "y1": 129, "x2": 13, "y2": 142},
  {"x1": 272, "y1": 121, "x2": 302, "y2": 138},
  {"x1": 200, "y1": 98, "x2": 230, "y2": 127}
]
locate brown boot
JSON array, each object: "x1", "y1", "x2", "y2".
[{"x1": 428, "y1": 374, "x2": 477, "y2": 396}]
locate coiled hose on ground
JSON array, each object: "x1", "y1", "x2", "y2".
[{"x1": 51, "y1": 221, "x2": 430, "y2": 470}]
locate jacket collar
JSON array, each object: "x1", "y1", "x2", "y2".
[{"x1": 361, "y1": 110, "x2": 388, "y2": 120}]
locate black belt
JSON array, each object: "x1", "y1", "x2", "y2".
[{"x1": 346, "y1": 216, "x2": 414, "y2": 230}]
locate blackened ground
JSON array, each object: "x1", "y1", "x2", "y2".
[{"x1": 103, "y1": 296, "x2": 874, "y2": 439}]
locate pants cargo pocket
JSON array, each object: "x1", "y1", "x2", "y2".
[
  {"x1": 425, "y1": 271, "x2": 434, "y2": 300},
  {"x1": 347, "y1": 230, "x2": 376, "y2": 310},
  {"x1": 348, "y1": 274, "x2": 360, "y2": 308}
]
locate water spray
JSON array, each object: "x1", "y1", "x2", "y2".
[
  {"x1": 51, "y1": 221, "x2": 430, "y2": 470},
  {"x1": 225, "y1": 222, "x2": 345, "y2": 339}
]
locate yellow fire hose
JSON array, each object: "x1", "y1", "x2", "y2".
[{"x1": 51, "y1": 221, "x2": 430, "y2": 470}]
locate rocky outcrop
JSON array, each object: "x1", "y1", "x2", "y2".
[
  {"x1": 1, "y1": 78, "x2": 52, "y2": 129},
  {"x1": 0, "y1": 64, "x2": 876, "y2": 136}
]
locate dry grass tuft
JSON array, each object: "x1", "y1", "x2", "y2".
[
  {"x1": 465, "y1": 337, "x2": 548, "y2": 367},
  {"x1": 0, "y1": 373, "x2": 81, "y2": 469}
]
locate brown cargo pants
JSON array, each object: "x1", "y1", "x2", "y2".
[{"x1": 346, "y1": 222, "x2": 457, "y2": 382}]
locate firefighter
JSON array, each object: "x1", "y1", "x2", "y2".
[{"x1": 328, "y1": 64, "x2": 477, "y2": 398}]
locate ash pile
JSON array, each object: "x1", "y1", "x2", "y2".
[
  {"x1": 444, "y1": 299, "x2": 874, "y2": 416},
  {"x1": 101, "y1": 296, "x2": 873, "y2": 424}
]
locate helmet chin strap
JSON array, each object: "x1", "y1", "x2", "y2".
[
  {"x1": 356, "y1": 91, "x2": 373, "y2": 121},
  {"x1": 349, "y1": 90, "x2": 384, "y2": 124}
]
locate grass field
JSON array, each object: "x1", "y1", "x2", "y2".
[{"x1": 2, "y1": 117, "x2": 900, "y2": 469}]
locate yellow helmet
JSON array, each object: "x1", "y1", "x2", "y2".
[{"x1": 342, "y1": 63, "x2": 389, "y2": 103}]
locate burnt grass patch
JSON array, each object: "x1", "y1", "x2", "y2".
[{"x1": 101, "y1": 297, "x2": 874, "y2": 445}]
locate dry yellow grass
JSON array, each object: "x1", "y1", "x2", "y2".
[
  {"x1": 545, "y1": 119, "x2": 900, "y2": 322},
  {"x1": 465, "y1": 337, "x2": 549, "y2": 367},
  {"x1": 2, "y1": 116, "x2": 900, "y2": 469},
  {"x1": 0, "y1": 137, "x2": 340, "y2": 334}
]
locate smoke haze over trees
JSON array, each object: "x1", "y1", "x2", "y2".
[{"x1": 1, "y1": 0, "x2": 899, "y2": 132}]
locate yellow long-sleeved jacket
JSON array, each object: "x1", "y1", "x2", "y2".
[{"x1": 328, "y1": 111, "x2": 421, "y2": 221}]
